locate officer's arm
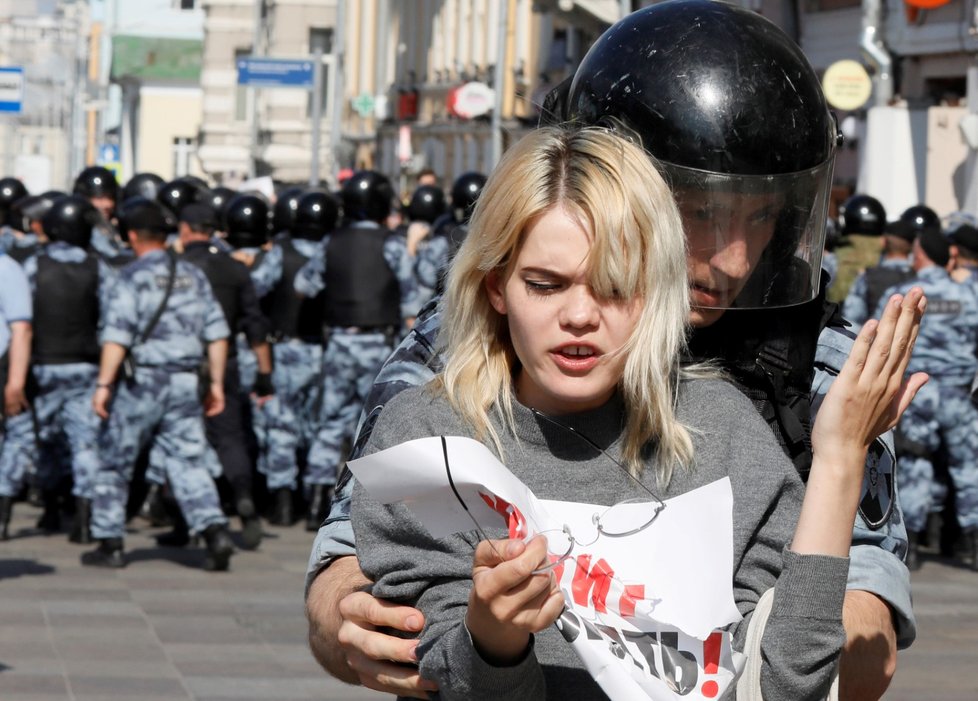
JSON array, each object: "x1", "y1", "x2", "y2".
[
  {"x1": 206, "y1": 338, "x2": 227, "y2": 389},
  {"x1": 4, "y1": 320, "x2": 31, "y2": 416}
]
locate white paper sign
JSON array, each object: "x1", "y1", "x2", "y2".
[{"x1": 350, "y1": 435, "x2": 746, "y2": 700}]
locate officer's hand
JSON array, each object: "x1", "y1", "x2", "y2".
[
  {"x1": 204, "y1": 382, "x2": 225, "y2": 417},
  {"x1": 231, "y1": 250, "x2": 255, "y2": 267},
  {"x1": 92, "y1": 386, "x2": 112, "y2": 419},
  {"x1": 337, "y1": 591, "x2": 438, "y2": 698},
  {"x1": 3, "y1": 383, "x2": 28, "y2": 417},
  {"x1": 251, "y1": 372, "x2": 274, "y2": 407}
]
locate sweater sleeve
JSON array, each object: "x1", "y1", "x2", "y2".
[{"x1": 351, "y1": 389, "x2": 547, "y2": 701}]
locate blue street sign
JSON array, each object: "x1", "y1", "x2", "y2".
[
  {"x1": 0, "y1": 67, "x2": 24, "y2": 114},
  {"x1": 236, "y1": 57, "x2": 315, "y2": 89},
  {"x1": 98, "y1": 143, "x2": 120, "y2": 164}
]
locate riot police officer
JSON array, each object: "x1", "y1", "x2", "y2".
[
  {"x1": 305, "y1": 4, "x2": 913, "y2": 698},
  {"x1": 0, "y1": 177, "x2": 30, "y2": 254},
  {"x1": 842, "y1": 218, "x2": 917, "y2": 330},
  {"x1": 20, "y1": 195, "x2": 115, "y2": 543},
  {"x1": 122, "y1": 172, "x2": 165, "y2": 202},
  {"x1": 3, "y1": 194, "x2": 52, "y2": 264},
  {"x1": 256, "y1": 190, "x2": 338, "y2": 525},
  {"x1": 828, "y1": 193, "x2": 888, "y2": 302},
  {"x1": 82, "y1": 198, "x2": 234, "y2": 571},
  {"x1": 73, "y1": 166, "x2": 129, "y2": 262},
  {"x1": 295, "y1": 170, "x2": 418, "y2": 531},
  {"x1": 178, "y1": 203, "x2": 274, "y2": 549}
]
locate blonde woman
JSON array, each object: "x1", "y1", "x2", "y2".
[{"x1": 350, "y1": 127, "x2": 925, "y2": 700}]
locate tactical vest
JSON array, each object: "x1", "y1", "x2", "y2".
[
  {"x1": 182, "y1": 244, "x2": 243, "y2": 358},
  {"x1": 33, "y1": 254, "x2": 100, "y2": 365},
  {"x1": 864, "y1": 264, "x2": 914, "y2": 317},
  {"x1": 323, "y1": 226, "x2": 401, "y2": 328},
  {"x1": 686, "y1": 278, "x2": 844, "y2": 480},
  {"x1": 7, "y1": 242, "x2": 40, "y2": 264},
  {"x1": 262, "y1": 238, "x2": 326, "y2": 341}
]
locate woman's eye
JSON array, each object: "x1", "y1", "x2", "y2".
[{"x1": 525, "y1": 280, "x2": 560, "y2": 294}]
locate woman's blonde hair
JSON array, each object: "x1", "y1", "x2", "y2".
[{"x1": 437, "y1": 126, "x2": 694, "y2": 484}]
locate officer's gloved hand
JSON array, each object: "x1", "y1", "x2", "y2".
[{"x1": 252, "y1": 372, "x2": 274, "y2": 407}]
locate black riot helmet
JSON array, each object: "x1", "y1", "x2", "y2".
[
  {"x1": 340, "y1": 170, "x2": 394, "y2": 223},
  {"x1": 0, "y1": 177, "x2": 28, "y2": 227},
  {"x1": 122, "y1": 172, "x2": 165, "y2": 202},
  {"x1": 899, "y1": 204, "x2": 940, "y2": 237},
  {"x1": 40, "y1": 195, "x2": 100, "y2": 249},
  {"x1": 157, "y1": 178, "x2": 207, "y2": 218},
  {"x1": 407, "y1": 185, "x2": 446, "y2": 224},
  {"x1": 840, "y1": 194, "x2": 887, "y2": 237},
  {"x1": 555, "y1": 0, "x2": 840, "y2": 309},
  {"x1": 116, "y1": 196, "x2": 176, "y2": 237},
  {"x1": 73, "y1": 166, "x2": 119, "y2": 201},
  {"x1": 450, "y1": 173, "x2": 486, "y2": 224},
  {"x1": 224, "y1": 194, "x2": 270, "y2": 249},
  {"x1": 9, "y1": 193, "x2": 58, "y2": 234},
  {"x1": 207, "y1": 187, "x2": 237, "y2": 221},
  {"x1": 292, "y1": 190, "x2": 339, "y2": 241},
  {"x1": 177, "y1": 175, "x2": 210, "y2": 191},
  {"x1": 273, "y1": 186, "x2": 305, "y2": 233}
]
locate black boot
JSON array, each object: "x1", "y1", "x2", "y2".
[
  {"x1": 305, "y1": 485, "x2": 334, "y2": 532},
  {"x1": 268, "y1": 488, "x2": 293, "y2": 526},
  {"x1": 0, "y1": 496, "x2": 12, "y2": 541},
  {"x1": 905, "y1": 531, "x2": 921, "y2": 572},
  {"x1": 36, "y1": 490, "x2": 61, "y2": 533},
  {"x1": 962, "y1": 528, "x2": 978, "y2": 572},
  {"x1": 202, "y1": 524, "x2": 234, "y2": 572},
  {"x1": 155, "y1": 504, "x2": 191, "y2": 547},
  {"x1": 68, "y1": 497, "x2": 93, "y2": 544},
  {"x1": 80, "y1": 538, "x2": 126, "y2": 568},
  {"x1": 237, "y1": 496, "x2": 262, "y2": 550},
  {"x1": 140, "y1": 483, "x2": 172, "y2": 527}
]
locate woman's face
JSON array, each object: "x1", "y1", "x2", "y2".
[{"x1": 486, "y1": 206, "x2": 642, "y2": 416}]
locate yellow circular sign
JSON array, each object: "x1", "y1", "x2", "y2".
[{"x1": 822, "y1": 60, "x2": 873, "y2": 111}]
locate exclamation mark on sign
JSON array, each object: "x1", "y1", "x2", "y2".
[{"x1": 700, "y1": 631, "x2": 722, "y2": 698}]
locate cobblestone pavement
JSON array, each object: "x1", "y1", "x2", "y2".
[{"x1": 1, "y1": 501, "x2": 976, "y2": 700}]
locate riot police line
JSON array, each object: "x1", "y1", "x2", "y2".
[{"x1": 0, "y1": 165, "x2": 485, "y2": 571}]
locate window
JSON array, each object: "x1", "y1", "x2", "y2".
[
  {"x1": 175, "y1": 0, "x2": 196, "y2": 10},
  {"x1": 173, "y1": 137, "x2": 194, "y2": 177},
  {"x1": 308, "y1": 28, "x2": 333, "y2": 117}
]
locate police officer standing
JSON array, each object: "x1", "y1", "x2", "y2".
[
  {"x1": 0, "y1": 246, "x2": 32, "y2": 540},
  {"x1": 827, "y1": 193, "x2": 887, "y2": 302},
  {"x1": 0, "y1": 177, "x2": 31, "y2": 256},
  {"x1": 296, "y1": 171, "x2": 418, "y2": 530},
  {"x1": 82, "y1": 198, "x2": 235, "y2": 571},
  {"x1": 20, "y1": 196, "x2": 116, "y2": 544},
  {"x1": 882, "y1": 229, "x2": 978, "y2": 570},
  {"x1": 178, "y1": 203, "x2": 274, "y2": 549},
  {"x1": 73, "y1": 166, "x2": 130, "y2": 263},
  {"x1": 842, "y1": 218, "x2": 916, "y2": 330},
  {"x1": 414, "y1": 172, "x2": 485, "y2": 295}
]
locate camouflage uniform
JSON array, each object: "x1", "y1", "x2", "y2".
[
  {"x1": 295, "y1": 223, "x2": 419, "y2": 489},
  {"x1": 20, "y1": 242, "x2": 116, "y2": 499},
  {"x1": 91, "y1": 249, "x2": 231, "y2": 539},
  {"x1": 305, "y1": 298, "x2": 917, "y2": 646},
  {"x1": 0, "y1": 255, "x2": 33, "y2": 500},
  {"x1": 879, "y1": 266, "x2": 978, "y2": 534},
  {"x1": 842, "y1": 258, "x2": 913, "y2": 331},
  {"x1": 826, "y1": 234, "x2": 882, "y2": 304}
]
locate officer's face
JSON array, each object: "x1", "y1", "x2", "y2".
[
  {"x1": 90, "y1": 196, "x2": 115, "y2": 220},
  {"x1": 486, "y1": 206, "x2": 642, "y2": 416},
  {"x1": 678, "y1": 189, "x2": 781, "y2": 328}
]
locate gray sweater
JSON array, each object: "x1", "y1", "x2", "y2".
[{"x1": 352, "y1": 378, "x2": 849, "y2": 701}]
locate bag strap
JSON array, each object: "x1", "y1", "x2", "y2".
[{"x1": 135, "y1": 250, "x2": 177, "y2": 346}]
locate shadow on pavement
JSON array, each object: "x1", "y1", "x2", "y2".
[{"x1": 0, "y1": 558, "x2": 57, "y2": 581}]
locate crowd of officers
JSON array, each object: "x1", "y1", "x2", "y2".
[
  {"x1": 830, "y1": 195, "x2": 978, "y2": 571},
  {"x1": 0, "y1": 165, "x2": 486, "y2": 571}
]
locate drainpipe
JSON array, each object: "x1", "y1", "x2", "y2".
[{"x1": 861, "y1": 0, "x2": 893, "y2": 106}]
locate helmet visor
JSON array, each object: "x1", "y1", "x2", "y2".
[{"x1": 664, "y1": 158, "x2": 834, "y2": 310}]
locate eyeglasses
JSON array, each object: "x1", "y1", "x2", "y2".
[{"x1": 440, "y1": 409, "x2": 666, "y2": 576}]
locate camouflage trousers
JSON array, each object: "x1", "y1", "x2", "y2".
[
  {"x1": 897, "y1": 381, "x2": 978, "y2": 532},
  {"x1": 90, "y1": 368, "x2": 227, "y2": 540},
  {"x1": 32, "y1": 363, "x2": 101, "y2": 499},
  {"x1": 259, "y1": 340, "x2": 323, "y2": 491},
  {"x1": 0, "y1": 410, "x2": 36, "y2": 497},
  {"x1": 305, "y1": 331, "x2": 393, "y2": 486}
]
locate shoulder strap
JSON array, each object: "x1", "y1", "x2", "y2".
[{"x1": 135, "y1": 250, "x2": 177, "y2": 345}]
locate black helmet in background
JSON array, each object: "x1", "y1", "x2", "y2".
[
  {"x1": 122, "y1": 172, "x2": 165, "y2": 202},
  {"x1": 292, "y1": 190, "x2": 339, "y2": 241},
  {"x1": 340, "y1": 170, "x2": 395, "y2": 223},
  {"x1": 207, "y1": 187, "x2": 237, "y2": 222},
  {"x1": 273, "y1": 186, "x2": 305, "y2": 233},
  {"x1": 177, "y1": 175, "x2": 210, "y2": 191},
  {"x1": 224, "y1": 194, "x2": 270, "y2": 249},
  {"x1": 553, "y1": 0, "x2": 840, "y2": 309},
  {"x1": 73, "y1": 166, "x2": 119, "y2": 201},
  {"x1": 900, "y1": 204, "x2": 940, "y2": 237},
  {"x1": 117, "y1": 196, "x2": 176, "y2": 237},
  {"x1": 840, "y1": 195, "x2": 887, "y2": 237},
  {"x1": 41, "y1": 195, "x2": 100, "y2": 249},
  {"x1": 0, "y1": 177, "x2": 29, "y2": 227},
  {"x1": 408, "y1": 185, "x2": 446, "y2": 224},
  {"x1": 157, "y1": 178, "x2": 207, "y2": 218},
  {"x1": 450, "y1": 173, "x2": 486, "y2": 224},
  {"x1": 9, "y1": 193, "x2": 59, "y2": 234}
]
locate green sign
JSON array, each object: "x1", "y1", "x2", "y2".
[{"x1": 351, "y1": 93, "x2": 375, "y2": 117}]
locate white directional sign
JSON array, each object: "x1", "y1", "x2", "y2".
[{"x1": 0, "y1": 67, "x2": 24, "y2": 114}]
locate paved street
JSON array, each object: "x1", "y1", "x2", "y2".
[{"x1": 1, "y1": 501, "x2": 977, "y2": 700}]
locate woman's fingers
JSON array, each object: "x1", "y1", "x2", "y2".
[{"x1": 862, "y1": 294, "x2": 903, "y2": 379}]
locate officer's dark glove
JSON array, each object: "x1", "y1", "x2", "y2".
[{"x1": 253, "y1": 372, "x2": 274, "y2": 398}]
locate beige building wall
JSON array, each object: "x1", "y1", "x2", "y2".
[{"x1": 137, "y1": 87, "x2": 205, "y2": 181}]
